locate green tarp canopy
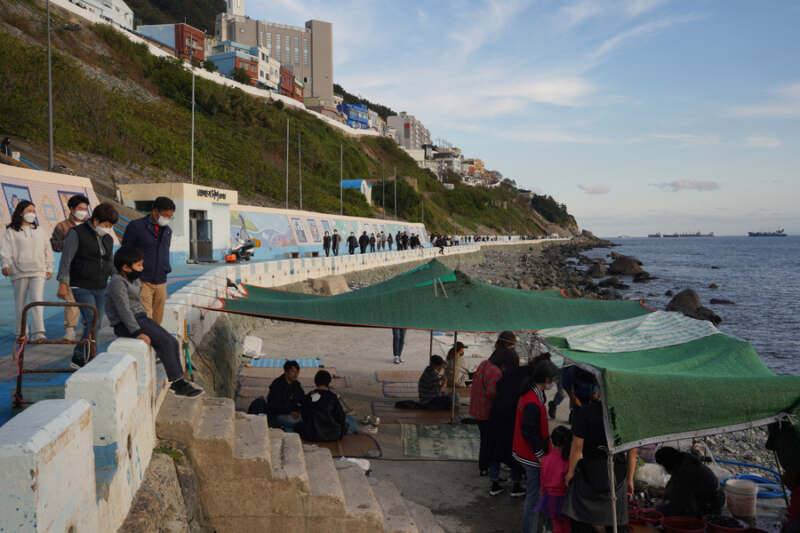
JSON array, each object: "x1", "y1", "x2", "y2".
[
  {"x1": 213, "y1": 260, "x2": 652, "y2": 331},
  {"x1": 546, "y1": 333, "x2": 800, "y2": 452}
]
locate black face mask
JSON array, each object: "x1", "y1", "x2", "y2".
[{"x1": 125, "y1": 269, "x2": 142, "y2": 281}]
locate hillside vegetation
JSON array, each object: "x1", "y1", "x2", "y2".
[
  {"x1": 0, "y1": 0, "x2": 576, "y2": 235},
  {"x1": 126, "y1": 0, "x2": 223, "y2": 34}
]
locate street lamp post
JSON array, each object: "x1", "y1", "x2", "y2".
[
  {"x1": 46, "y1": 0, "x2": 54, "y2": 170},
  {"x1": 298, "y1": 133, "x2": 302, "y2": 210},
  {"x1": 339, "y1": 144, "x2": 343, "y2": 215},
  {"x1": 394, "y1": 167, "x2": 397, "y2": 220},
  {"x1": 190, "y1": 50, "x2": 195, "y2": 184}
]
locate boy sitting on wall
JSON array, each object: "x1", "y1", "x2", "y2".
[{"x1": 105, "y1": 246, "x2": 203, "y2": 397}]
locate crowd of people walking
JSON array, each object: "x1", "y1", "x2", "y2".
[{"x1": 321, "y1": 229, "x2": 425, "y2": 257}]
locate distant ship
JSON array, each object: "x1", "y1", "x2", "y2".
[
  {"x1": 648, "y1": 232, "x2": 662, "y2": 238},
  {"x1": 661, "y1": 232, "x2": 715, "y2": 238},
  {"x1": 748, "y1": 229, "x2": 787, "y2": 237}
]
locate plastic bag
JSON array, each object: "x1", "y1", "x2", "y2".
[{"x1": 635, "y1": 463, "x2": 671, "y2": 488}]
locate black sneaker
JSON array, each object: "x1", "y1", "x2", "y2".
[
  {"x1": 489, "y1": 481, "x2": 504, "y2": 496},
  {"x1": 70, "y1": 353, "x2": 87, "y2": 370},
  {"x1": 548, "y1": 401, "x2": 557, "y2": 419},
  {"x1": 510, "y1": 483, "x2": 526, "y2": 497},
  {"x1": 170, "y1": 379, "x2": 204, "y2": 397}
]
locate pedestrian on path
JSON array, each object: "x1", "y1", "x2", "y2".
[
  {"x1": 332, "y1": 229, "x2": 341, "y2": 256},
  {"x1": 387, "y1": 233, "x2": 394, "y2": 250},
  {"x1": 369, "y1": 233, "x2": 376, "y2": 253},
  {"x1": 392, "y1": 327, "x2": 406, "y2": 364},
  {"x1": 1, "y1": 200, "x2": 53, "y2": 341},
  {"x1": 359, "y1": 231, "x2": 369, "y2": 254},
  {"x1": 347, "y1": 232, "x2": 357, "y2": 255},
  {"x1": 50, "y1": 194, "x2": 90, "y2": 341},
  {"x1": 56, "y1": 202, "x2": 118, "y2": 368},
  {"x1": 122, "y1": 196, "x2": 174, "y2": 325},
  {"x1": 323, "y1": 231, "x2": 331, "y2": 257}
]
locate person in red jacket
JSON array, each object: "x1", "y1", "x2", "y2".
[{"x1": 513, "y1": 359, "x2": 559, "y2": 533}]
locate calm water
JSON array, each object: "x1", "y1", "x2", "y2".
[{"x1": 584, "y1": 236, "x2": 799, "y2": 375}]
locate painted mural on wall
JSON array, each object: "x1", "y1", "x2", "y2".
[
  {"x1": 0, "y1": 170, "x2": 98, "y2": 246},
  {"x1": 231, "y1": 208, "x2": 428, "y2": 260}
]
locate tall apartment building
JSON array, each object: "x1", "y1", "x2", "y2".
[
  {"x1": 215, "y1": 0, "x2": 333, "y2": 105},
  {"x1": 387, "y1": 112, "x2": 431, "y2": 150}
]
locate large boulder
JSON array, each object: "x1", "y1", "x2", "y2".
[
  {"x1": 586, "y1": 263, "x2": 608, "y2": 278},
  {"x1": 666, "y1": 289, "x2": 722, "y2": 325},
  {"x1": 632, "y1": 271, "x2": 653, "y2": 283},
  {"x1": 599, "y1": 277, "x2": 629, "y2": 289},
  {"x1": 608, "y1": 255, "x2": 644, "y2": 276}
]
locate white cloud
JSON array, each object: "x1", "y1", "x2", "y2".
[
  {"x1": 745, "y1": 136, "x2": 782, "y2": 148},
  {"x1": 416, "y1": 8, "x2": 428, "y2": 24},
  {"x1": 652, "y1": 180, "x2": 720, "y2": 192},
  {"x1": 578, "y1": 184, "x2": 611, "y2": 194},
  {"x1": 651, "y1": 133, "x2": 721, "y2": 146},
  {"x1": 486, "y1": 77, "x2": 594, "y2": 107},
  {"x1": 730, "y1": 82, "x2": 800, "y2": 118},
  {"x1": 559, "y1": 0, "x2": 667, "y2": 27},
  {"x1": 448, "y1": 0, "x2": 532, "y2": 58},
  {"x1": 589, "y1": 15, "x2": 700, "y2": 60}
]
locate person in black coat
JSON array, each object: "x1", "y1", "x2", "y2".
[
  {"x1": 387, "y1": 233, "x2": 394, "y2": 250},
  {"x1": 395, "y1": 231, "x2": 402, "y2": 250},
  {"x1": 369, "y1": 233, "x2": 376, "y2": 252},
  {"x1": 266, "y1": 360, "x2": 305, "y2": 430},
  {"x1": 331, "y1": 229, "x2": 341, "y2": 256},
  {"x1": 655, "y1": 446, "x2": 725, "y2": 517},
  {"x1": 358, "y1": 231, "x2": 369, "y2": 254},
  {"x1": 346, "y1": 232, "x2": 358, "y2": 255},
  {"x1": 322, "y1": 231, "x2": 332, "y2": 257},
  {"x1": 488, "y1": 354, "x2": 529, "y2": 496},
  {"x1": 298, "y1": 370, "x2": 347, "y2": 442}
]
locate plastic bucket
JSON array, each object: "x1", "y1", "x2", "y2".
[
  {"x1": 662, "y1": 516, "x2": 707, "y2": 533},
  {"x1": 725, "y1": 479, "x2": 758, "y2": 518},
  {"x1": 638, "y1": 444, "x2": 659, "y2": 463}
]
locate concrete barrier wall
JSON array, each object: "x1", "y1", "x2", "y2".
[{"x1": 0, "y1": 237, "x2": 567, "y2": 532}]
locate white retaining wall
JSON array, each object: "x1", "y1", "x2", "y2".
[{"x1": 0, "y1": 238, "x2": 567, "y2": 532}]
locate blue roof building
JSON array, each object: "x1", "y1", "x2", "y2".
[
  {"x1": 341, "y1": 179, "x2": 373, "y2": 205},
  {"x1": 337, "y1": 103, "x2": 370, "y2": 130}
]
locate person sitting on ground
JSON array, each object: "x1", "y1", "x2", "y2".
[
  {"x1": 106, "y1": 246, "x2": 203, "y2": 397},
  {"x1": 655, "y1": 446, "x2": 725, "y2": 518},
  {"x1": 445, "y1": 341, "x2": 469, "y2": 388},
  {"x1": 298, "y1": 370, "x2": 347, "y2": 443},
  {"x1": 267, "y1": 360, "x2": 305, "y2": 430},
  {"x1": 418, "y1": 355, "x2": 459, "y2": 410}
]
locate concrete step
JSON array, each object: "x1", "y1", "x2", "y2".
[
  {"x1": 369, "y1": 478, "x2": 420, "y2": 533},
  {"x1": 302, "y1": 445, "x2": 346, "y2": 517},
  {"x1": 269, "y1": 429, "x2": 310, "y2": 517},
  {"x1": 232, "y1": 412, "x2": 272, "y2": 480},
  {"x1": 406, "y1": 500, "x2": 446, "y2": 533},
  {"x1": 336, "y1": 461, "x2": 384, "y2": 533},
  {"x1": 155, "y1": 391, "x2": 205, "y2": 445},
  {"x1": 190, "y1": 397, "x2": 236, "y2": 483}
]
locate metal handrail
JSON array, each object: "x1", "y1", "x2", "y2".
[{"x1": 13, "y1": 301, "x2": 99, "y2": 408}]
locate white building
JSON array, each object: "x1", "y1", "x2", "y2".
[
  {"x1": 77, "y1": 0, "x2": 133, "y2": 29},
  {"x1": 387, "y1": 112, "x2": 430, "y2": 150},
  {"x1": 212, "y1": 41, "x2": 280, "y2": 90}
]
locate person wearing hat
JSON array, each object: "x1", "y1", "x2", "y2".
[
  {"x1": 445, "y1": 341, "x2": 469, "y2": 388},
  {"x1": 418, "y1": 355, "x2": 459, "y2": 410}
]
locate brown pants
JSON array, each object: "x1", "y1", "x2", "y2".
[
  {"x1": 140, "y1": 281, "x2": 167, "y2": 325},
  {"x1": 64, "y1": 286, "x2": 80, "y2": 328}
]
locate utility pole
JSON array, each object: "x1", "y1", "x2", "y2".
[
  {"x1": 285, "y1": 119, "x2": 289, "y2": 209},
  {"x1": 298, "y1": 133, "x2": 302, "y2": 210},
  {"x1": 393, "y1": 166, "x2": 397, "y2": 220},
  {"x1": 421, "y1": 197, "x2": 424, "y2": 225},
  {"x1": 381, "y1": 162, "x2": 385, "y2": 219},
  {"x1": 190, "y1": 55, "x2": 195, "y2": 184},
  {"x1": 46, "y1": 0, "x2": 54, "y2": 170},
  {"x1": 339, "y1": 144, "x2": 343, "y2": 215}
]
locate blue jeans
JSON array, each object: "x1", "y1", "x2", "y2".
[
  {"x1": 522, "y1": 464, "x2": 542, "y2": 533},
  {"x1": 71, "y1": 287, "x2": 105, "y2": 359},
  {"x1": 274, "y1": 413, "x2": 302, "y2": 432},
  {"x1": 392, "y1": 328, "x2": 406, "y2": 357}
]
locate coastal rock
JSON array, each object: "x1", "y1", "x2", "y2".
[
  {"x1": 608, "y1": 255, "x2": 643, "y2": 276},
  {"x1": 599, "y1": 277, "x2": 629, "y2": 290},
  {"x1": 632, "y1": 271, "x2": 653, "y2": 283},
  {"x1": 694, "y1": 306, "x2": 722, "y2": 326},
  {"x1": 710, "y1": 298, "x2": 735, "y2": 305},
  {"x1": 665, "y1": 290, "x2": 674, "y2": 297},
  {"x1": 711, "y1": 266, "x2": 721, "y2": 269},
  {"x1": 666, "y1": 289, "x2": 722, "y2": 325},
  {"x1": 709, "y1": 283, "x2": 719, "y2": 289},
  {"x1": 586, "y1": 263, "x2": 608, "y2": 278}
]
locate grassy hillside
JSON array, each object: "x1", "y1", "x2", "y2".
[{"x1": 0, "y1": 1, "x2": 576, "y2": 235}]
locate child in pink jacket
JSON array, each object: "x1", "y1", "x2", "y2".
[{"x1": 536, "y1": 425, "x2": 572, "y2": 533}]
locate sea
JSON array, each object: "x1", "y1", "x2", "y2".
[{"x1": 583, "y1": 236, "x2": 799, "y2": 375}]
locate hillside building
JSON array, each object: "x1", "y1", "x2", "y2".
[
  {"x1": 387, "y1": 112, "x2": 431, "y2": 150},
  {"x1": 215, "y1": 0, "x2": 334, "y2": 105},
  {"x1": 206, "y1": 49, "x2": 258, "y2": 85},
  {"x1": 136, "y1": 23, "x2": 205, "y2": 61},
  {"x1": 211, "y1": 41, "x2": 280, "y2": 89},
  {"x1": 79, "y1": 0, "x2": 133, "y2": 29},
  {"x1": 338, "y1": 103, "x2": 370, "y2": 130}
]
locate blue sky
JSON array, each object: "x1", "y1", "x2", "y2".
[{"x1": 249, "y1": 0, "x2": 800, "y2": 236}]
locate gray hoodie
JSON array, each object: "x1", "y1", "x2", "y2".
[{"x1": 104, "y1": 273, "x2": 146, "y2": 335}]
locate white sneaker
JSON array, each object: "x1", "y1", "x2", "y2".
[
  {"x1": 62, "y1": 327, "x2": 76, "y2": 341},
  {"x1": 31, "y1": 332, "x2": 46, "y2": 341},
  {"x1": 393, "y1": 356, "x2": 401, "y2": 364}
]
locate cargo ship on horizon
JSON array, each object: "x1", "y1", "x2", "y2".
[
  {"x1": 748, "y1": 229, "x2": 787, "y2": 237},
  {"x1": 649, "y1": 232, "x2": 715, "y2": 238}
]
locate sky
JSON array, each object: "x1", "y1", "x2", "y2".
[{"x1": 247, "y1": 0, "x2": 800, "y2": 236}]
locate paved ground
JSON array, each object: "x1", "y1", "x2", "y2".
[{"x1": 246, "y1": 319, "x2": 572, "y2": 533}]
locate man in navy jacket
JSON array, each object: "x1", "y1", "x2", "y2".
[{"x1": 122, "y1": 196, "x2": 175, "y2": 325}]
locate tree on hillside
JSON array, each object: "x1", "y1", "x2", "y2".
[
  {"x1": 333, "y1": 83, "x2": 396, "y2": 120},
  {"x1": 232, "y1": 67, "x2": 251, "y2": 85},
  {"x1": 203, "y1": 59, "x2": 217, "y2": 73}
]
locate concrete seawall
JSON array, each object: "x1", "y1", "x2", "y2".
[{"x1": 0, "y1": 238, "x2": 567, "y2": 532}]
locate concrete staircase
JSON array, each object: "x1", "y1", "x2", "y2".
[{"x1": 156, "y1": 394, "x2": 442, "y2": 533}]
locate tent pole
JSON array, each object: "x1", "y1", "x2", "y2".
[
  {"x1": 773, "y1": 450, "x2": 790, "y2": 506},
  {"x1": 608, "y1": 452, "x2": 618, "y2": 533},
  {"x1": 429, "y1": 330, "x2": 433, "y2": 359},
  {"x1": 450, "y1": 331, "x2": 458, "y2": 423}
]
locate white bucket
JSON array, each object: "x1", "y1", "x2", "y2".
[{"x1": 725, "y1": 479, "x2": 758, "y2": 518}]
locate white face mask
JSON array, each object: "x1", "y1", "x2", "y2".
[
  {"x1": 73, "y1": 210, "x2": 88, "y2": 221},
  {"x1": 546, "y1": 381, "x2": 556, "y2": 391},
  {"x1": 157, "y1": 216, "x2": 172, "y2": 227},
  {"x1": 95, "y1": 225, "x2": 113, "y2": 237},
  {"x1": 23, "y1": 213, "x2": 37, "y2": 224}
]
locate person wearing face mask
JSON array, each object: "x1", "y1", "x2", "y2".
[
  {"x1": 122, "y1": 196, "x2": 175, "y2": 325},
  {"x1": 513, "y1": 359, "x2": 560, "y2": 533},
  {"x1": 51, "y1": 194, "x2": 90, "y2": 341},
  {"x1": 106, "y1": 246, "x2": 202, "y2": 397},
  {"x1": 56, "y1": 202, "x2": 118, "y2": 367},
  {"x1": 1, "y1": 201, "x2": 54, "y2": 341}
]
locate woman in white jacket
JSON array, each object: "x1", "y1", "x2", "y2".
[{"x1": 1, "y1": 200, "x2": 54, "y2": 340}]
